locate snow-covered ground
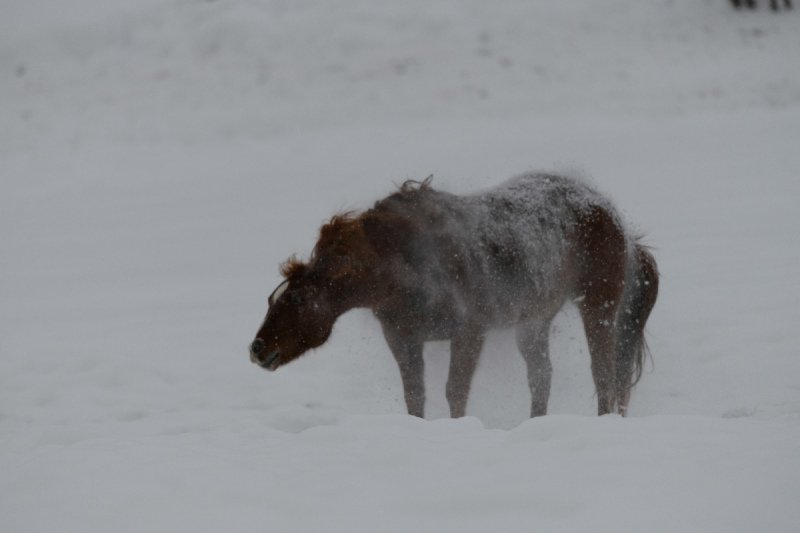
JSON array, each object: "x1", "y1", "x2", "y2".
[{"x1": 2, "y1": 1, "x2": 800, "y2": 531}]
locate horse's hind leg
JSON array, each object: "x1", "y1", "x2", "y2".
[
  {"x1": 572, "y1": 205, "x2": 627, "y2": 415},
  {"x1": 579, "y1": 300, "x2": 622, "y2": 415},
  {"x1": 446, "y1": 328, "x2": 485, "y2": 418},
  {"x1": 516, "y1": 318, "x2": 557, "y2": 417}
]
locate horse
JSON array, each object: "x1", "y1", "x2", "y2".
[
  {"x1": 730, "y1": 0, "x2": 792, "y2": 10},
  {"x1": 250, "y1": 173, "x2": 658, "y2": 418}
]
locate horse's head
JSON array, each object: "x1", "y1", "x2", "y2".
[
  {"x1": 250, "y1": 265, "x2": 339, "y2": 371},
  {"x1": 250, "y1": 214, "x2": 383, "y2": 371}
]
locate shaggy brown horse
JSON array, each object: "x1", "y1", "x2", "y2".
[{"x1": 250, "y1": 174, "x2": 658, "y2": 417}]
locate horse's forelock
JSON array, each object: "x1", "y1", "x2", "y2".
[{"x1": 280, "y1": 256, "x2": 308, "y2": 279}]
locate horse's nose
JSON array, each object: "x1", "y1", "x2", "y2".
[{"x1": 250, "y1": 338, "x2": 266, "y2": 362}]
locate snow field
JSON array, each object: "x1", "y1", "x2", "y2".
[{"x1": 2, "y1": 1, "x2": 800, "y2": 531}]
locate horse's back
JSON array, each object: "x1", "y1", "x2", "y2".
[
  {"x1": 479, "y1": 173, "x2": 622, "y2": 230},
  {"x1": 475, "y1": 173, "x2": 627, "y2": 286},
  {"x1": 370, "y1": 173, "x2": 628, "y2": 328}
]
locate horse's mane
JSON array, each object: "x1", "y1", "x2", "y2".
[
  {"x1": 315, "y1": 212, "x2": 361, "y2": 257},
  {"x1": 397, "y1": 175, "x2": 433, "y2": 193},
  {"x1": 279, "y1": 178, "x2": 435, "y2": 279},
  {"x1": 280, "y1": 212, "x2": 369, "y2": 280}
]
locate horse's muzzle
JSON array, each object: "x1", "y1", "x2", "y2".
[
  {"x1": 250, "y1": 338, "x2": 281, "y2": 370},
  {"x1": 250, "y1": 338, "x2": 266, "y2": 359}
]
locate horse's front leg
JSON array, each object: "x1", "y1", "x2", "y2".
[
  {"x1": 381, "y1": 324, "x2": 426, "y2": 417},
  {"x1": 395, "y1": 345, "x2": 425, "y2": 417},
  {"x1": 446, "y1": 328, "x2": 485, "y2": 418}
]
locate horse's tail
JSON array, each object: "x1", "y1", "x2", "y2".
[{"x1": 614, "y1": 241, "x2": 659, "y2": 415}]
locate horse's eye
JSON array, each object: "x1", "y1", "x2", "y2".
[{"x1": 290, "y1": 293, "x2": 305, "y2": 306}]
